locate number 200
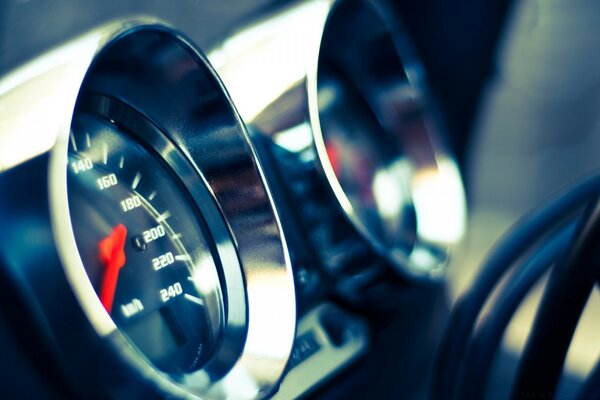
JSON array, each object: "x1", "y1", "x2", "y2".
[{"x1": 143, "y1": 225, "x2": 165, "y2": 243}]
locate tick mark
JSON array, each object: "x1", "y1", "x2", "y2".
[
  {"x1": 69, "y1": 132, "x2": 78, "y2": 152},
  {"x1": 148, "y1": 191, "x2": 157, "y2": 201},
  {"x1": 184, "y1": 293, "x2": 204, "y2": 306},
  {"x1": 175, "y1": 254, "x2": 191, "y2": 262},
  {"x1": 132, "y1": 172, "x2": 142, "y2": 189},
  {"x1": 119, "y1": 155, "x2": 124, "y2": 169},
  {"x1": 102, "y1": 143, "x2": 108, "y2": 165},
  {"x1": 157, "y1": 211, "x2": 171, "y2": 223},
  {"x1": 85, "y1": 132, "x2": 91, "y2": 148}
]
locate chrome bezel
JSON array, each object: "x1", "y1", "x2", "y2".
[
  {"x1": 307, "y1": 0, "x2": 467, "y2": 280},
  {"x1": 210, "y1": 0, "x2": 467, "y2": 282},
  {"x1": 0, "y1": 19, "x2": 295, "y2": 399}
]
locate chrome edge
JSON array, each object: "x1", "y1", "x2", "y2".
[{"x1": 0, "y1": 18, "x2": 296, "y2": 400}]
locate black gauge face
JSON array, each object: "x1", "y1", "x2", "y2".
[
  {"x1": 67, "y1": 113, "x2": 224, "y2": 375},
  {"x1": 318, "y1": 68, "x2": 417, "y2": 250}
]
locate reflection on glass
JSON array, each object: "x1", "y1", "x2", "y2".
[{"x1": 317, "y1": 67, "x2": 417, "y2": 251}]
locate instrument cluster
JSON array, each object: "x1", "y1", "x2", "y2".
[{"x1": 0, "y1": 1, "x2": 466, "y2": 399}]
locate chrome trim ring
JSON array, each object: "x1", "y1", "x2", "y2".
[
  {"x1": 0, "y1": 19, "x2": 295, "y2": 399},
  {"x1": 211, "y1": 0, "x2": 467, "y2": 282}
]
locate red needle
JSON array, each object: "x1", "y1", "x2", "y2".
[{"x1": 98, "y1": 224, "x2": 128, "y2": 314}]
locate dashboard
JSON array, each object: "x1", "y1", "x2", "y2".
[{"x1": 1, "y1": 1, "x2": 599, "y2": 399}]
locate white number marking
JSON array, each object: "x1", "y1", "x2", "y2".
[
  {"x1": 97, "y1": 173, "x2": 118, "y2": 190},
  {"x1": 160, "y1": 282, "x2": 183, "y2": 303},
  {"x1": 142, "y1": 225, "x2": 165, "y2": 243},
  {"x1": 70, "y1": 158, "x2": 93, "y2": 174},
  {"x1": 152, "y1": 251, "x2": 175, "y2": 270},
  {"x1": 120, "y1": 195, "x2": 142, "y2": 212}
]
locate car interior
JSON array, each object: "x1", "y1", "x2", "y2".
[{"x1": 1, "y1": 0, "x2": 599, "y2": 399}]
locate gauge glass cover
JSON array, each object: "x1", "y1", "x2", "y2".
[{"x1": 67, "y1": 113, "x2": 224, "y2": 375}]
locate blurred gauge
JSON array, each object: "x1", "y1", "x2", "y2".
[
  {"x1": 211, "y1": 0, "x2": 466, "y2": 283},
  {"x1": 318, "y1": 67, "x2": 417, "y2": 253}
]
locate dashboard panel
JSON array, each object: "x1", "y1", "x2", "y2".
[
  {"x1": 0, "y1": 4, "x2": 463, "y2": 397},
  {"x1": 3, "y1": 1, "x2": 599, "y2": 400}
]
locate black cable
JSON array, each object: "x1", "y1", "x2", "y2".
[
  {"x1": 458, "y1": 221, "x2": 578, "y2": 399},
  {"x1": 577, "y1": 356, "x2": 600, "y2": 400},
  {"x1": 512, "y1": 195, "x2": 600, "y2": 399},
  {"x1": 432, "y1": 172, "x2": 600, "y2": 400}
]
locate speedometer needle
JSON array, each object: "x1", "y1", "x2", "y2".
[{"x1": 98, "y1": 224, "x2": 128, "y2": 314}]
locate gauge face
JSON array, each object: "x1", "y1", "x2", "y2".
[
  {"x1": 317, "y1": 68, "x2": 417, "y2": 251},
  {"x1": 67, "y1": 113, "x2": 224, "y2": 375}
]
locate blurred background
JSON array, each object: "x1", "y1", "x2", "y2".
[{"x1": 455, "y1": 1, "x2": 600, "y2": 397}]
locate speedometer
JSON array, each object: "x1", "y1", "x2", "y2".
[
  {"x1": 0, "y1": 21, "x2": 296, "y2": 399},
  {"x1": 67, "y1": 112, "x2": 223, "y2": 374}
]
